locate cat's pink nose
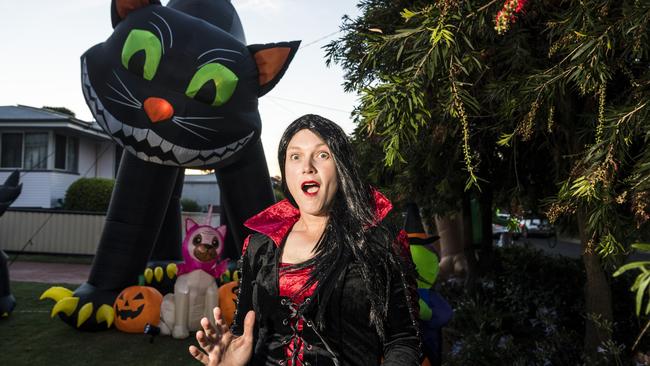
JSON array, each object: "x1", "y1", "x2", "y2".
[{"x1": 144, "y1": 97, "x2": 174, "y2": 123}]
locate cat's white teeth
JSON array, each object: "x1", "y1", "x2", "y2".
[
  {"x1": 200, "y1": 150, "x2": 212, "y2": 158},
  {"x1": 203, "y1": 155, "x2": 222, "y2": 165},
  {"x1": 95, "y1": 114, "x2": 107, "y2": 131},
  {"x1": 214, "y1": 146, "x2": 227, "y2": 156},
  {"x1": 185, "y1": 158, "x2": 209, "y2": 167},
  {"x1": 125, "y1": 146, "x2": 137, "y2": 155},
  {"x1": 136, "y1": 152, "x2": 150, "y2": 161},
  {"x1": 148, "y1": 156, "x2": 163, "y2": 164},
  {"x1": 160, "y1": 140, "x2": 173, "y2": 153},
  {"x1": 132, "y1": 127, "x2": 148, "y2": 142},
  {"x1": 172, "y1": 145, "x2": 200, "y2": 164},
  {"x1": 122, "y1": 124, "x2": 133, "y2": 137},
  {"x1": 146, "y1": 131, "x2": 163, "y2": 148},
  {"x1": 221, "y1": 150, "x2": 235, "y2": 161},
  {"x1": 106, "y1": 113, "x2": 123, "y2": 134},
  {"x1": 227, "y1": 140, "x2": 240, "y2": 150}
]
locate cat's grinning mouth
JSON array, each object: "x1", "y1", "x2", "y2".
[{"x1": 81, "y1": 58, "x2": 252, "y2": 167}]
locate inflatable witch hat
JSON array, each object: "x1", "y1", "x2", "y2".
[
  {"x1": 404, "y1": 203, "x2": 439, "y2": 246},
  {"x1": 403, "y1": 203, "x2": 440, "y2": 289}
]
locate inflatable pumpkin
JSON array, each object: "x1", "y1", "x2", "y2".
[
  {"x1": 114, "y1": 285, "x2": 163, "y2": 333},
  {"x1": 218, "y1": 281, "x2": 239, "y2": 327}
]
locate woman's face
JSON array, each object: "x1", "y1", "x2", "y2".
[{"x1": 284, "y1": 129, "x2": 338, "y2": 217}]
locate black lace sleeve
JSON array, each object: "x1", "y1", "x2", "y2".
[
  {"x1": 382, "y1": 230, "x2": 422, "y2": 365},
  {"x1": 231, "y1": 235, "x2": 255, "y2": 336}
]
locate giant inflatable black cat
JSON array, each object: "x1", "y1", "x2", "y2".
[{"x1": 41, "y1": 0, "x2": 299, "y2": 330}]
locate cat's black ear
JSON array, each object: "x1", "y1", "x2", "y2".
[
  {"x1": 248, "y1": 41, "x2": 301, "y2": 97},
  {"x1": 111, "y1": 0, "x2": 162, "y2": 28}
]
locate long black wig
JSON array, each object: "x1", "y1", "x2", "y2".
[{"x1": 277, "y1": 114, "x2": 412, "y2": 341}]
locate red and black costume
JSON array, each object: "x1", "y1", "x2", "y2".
[{"x1": 231, "y1": 191, "x2": 421, "y2": 366}]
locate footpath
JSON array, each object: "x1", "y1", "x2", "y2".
[{"x1": 8, "y1": 261, "x2": 90, "y2": 284}]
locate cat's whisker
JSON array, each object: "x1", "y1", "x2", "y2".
[
  {"x1": 152, "y1": 12, "x2": 173, "y2": 49},
  {"x1": 105, "y1": 96, "x2": 141, "y2": 109},
  {"x1": 175, "y1": 116, "x2": 224, "y2": 120},
  {"x1": 149, "y1": 21, "x2": 165, "y2": 55},
  {"x1": 112, "y1": 71, "x2": 141, "y2": 106},
  {"x1": 172, "y1": 118, "x2": 219, "y2": 133},
  {"x1": 198, "y1": 57, "x2": 235, "y2": 68},
  {"x1": 107, "y1": 83, "x2": 141, "y2": 107},
  {"x1": 197, "y1": 48, "x2": 242, "y2": 61},
  {"x1": 171, "y1": 119, "x2": 210, "y2": 141}
]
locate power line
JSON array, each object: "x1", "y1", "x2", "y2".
[
  {"x1": 299, "y1": 30, "x2": 341, "y2": 50},
  {"x1": 266, "y1": 96, "x2": 352, "y2": 114}
]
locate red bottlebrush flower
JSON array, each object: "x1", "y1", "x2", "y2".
[
  {"x1": 515, "y1": 0, "x2": 527, "y2": 12},
  {"x1": 494, "y1": 0, "x2": 528, "y2": 35}
]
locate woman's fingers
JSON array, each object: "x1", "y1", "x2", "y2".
[
  {"x1": 242, "y1": 311, "x2": 256, "y2": 345},
  {"x1": 189, "y1": 345, "x2": 209, "y2": 365},
  {"x1": 196, "y1": 330, "x2": 212, "y2": 351},
  {"x1": 201, "y1": 316, "x2": 219, "y2": 339},
  {"x1": 212, "y1": 306, "x2": 223, "y2": 323}
]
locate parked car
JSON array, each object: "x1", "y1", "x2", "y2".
[
  {"x1": 492, "y1": 213, "x2": 524, "y2": 240},
  {"x1": 521, "y1": 217, "x2": 555, "y2": 238}
]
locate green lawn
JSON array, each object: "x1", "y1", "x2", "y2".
[{"x1": 0, "y1": 282, "x2": 198, "y2": 365}]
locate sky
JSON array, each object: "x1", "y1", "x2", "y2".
[{"x1": 0, "y1": 0, "x2": 360, "y2": 176}]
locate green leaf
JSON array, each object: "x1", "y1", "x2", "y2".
[
  {"x1": 632, "y1": 243, "x2": 650, "y2": 252},
  {"x1": 401, "y1": 8, "x2": 416, "y2": 21},
  {"x1": 613, "y1": 261, "x2": 650, "y2": 277},
  {"x1": 636, "y1": 274, "x2": 650, "y2": 315},
  {"x1": 497, "y1": 132, "x2": 515, "y2": 147}
]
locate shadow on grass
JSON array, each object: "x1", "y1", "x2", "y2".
[{"x1": 0, "y1": 282, "x2": 197, "y2": 365}]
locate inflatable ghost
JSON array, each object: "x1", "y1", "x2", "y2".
[{"x1": 41, "y1": 0, "x2": 299, "y2": 330}]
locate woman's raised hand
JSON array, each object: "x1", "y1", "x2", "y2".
[{"x1": 189, "y1": 307, "x2": 255, "y2": 366}]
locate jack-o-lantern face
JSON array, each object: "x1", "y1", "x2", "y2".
[
  {"x1": 113, "y1": 286, "x2": 163, "y2": 333},
  {"x1": 218, "y1": 281, "x2": 239, "y2": 327}
]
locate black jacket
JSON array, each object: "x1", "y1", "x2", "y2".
[{"x1": 231, "y1": 196, "x2": 421, "y2": 366}]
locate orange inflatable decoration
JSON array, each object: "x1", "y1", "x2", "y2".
[
  {"x1": 114, "y1": 285, "x2": 163, "y2": 333},
  {"x1": 217, "y1": 281, "x2": 239, "y2": 327}
]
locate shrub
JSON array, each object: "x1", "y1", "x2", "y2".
[
  {"x1": 180, "y1": 198, "x2": 201, "y2": 212},
  {"x1": 63, "y1": 178, "x2": 115, "y2": 212},
  {"x1": 440, "y1": 246, "x2": 639, "y2": 365},
  {"x1": 440, "y1": 246, "x2": 586, "y2": 365}
]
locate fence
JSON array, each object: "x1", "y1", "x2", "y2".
[{"x1": 0, "y1": 209, "x2": 220, "y2": 255}]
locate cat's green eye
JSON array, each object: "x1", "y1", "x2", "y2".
[
  {"x1": 185, "y1": 63, "x2": 238, "y2": 107},
  {"x1": 121, "y1": 29, "x2": 162, "y2": 81}
]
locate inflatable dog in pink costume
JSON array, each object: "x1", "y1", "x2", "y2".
[{"x1": 160, "y1": 207, "x2": 227, "y2": 338}]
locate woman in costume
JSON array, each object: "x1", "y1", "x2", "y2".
[{"x1": 189, "y1": 114, "x2": 420, "y2": 365}]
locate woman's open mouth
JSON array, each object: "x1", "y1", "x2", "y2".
[{"x1": 301, "y1": 180, "x2": 320, "y2": 196}]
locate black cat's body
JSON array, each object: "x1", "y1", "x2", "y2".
[
  {"x1": 48, "y1": 0, "x2": 299, "y2": 330},
  {"x1": 0, "y1": 171, "x2": 22, "y2": 317}
]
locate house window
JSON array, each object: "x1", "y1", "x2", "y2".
[
  {"x1": 24, "y1": 133, "x2": 48, "y2": 169},
  {"x1": 54, "y1": 134, "x2": 79, "y2": 172},
  {"x1": 1, "y1": 132, "x2": 48, "y2": 169},
  {"x1": 1, "y1": 133, "x2": 22, "y2": 168}
]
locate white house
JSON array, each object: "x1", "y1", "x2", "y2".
[
  {"x1": 0, "y1": 105, "x2": 222, "y2": 211},
  {"x1": 181, "y1": 173, "x2": 220, "y2": 210},
  {"x1": 0, "y1": 105, "x2": 118, "y2": 208}
]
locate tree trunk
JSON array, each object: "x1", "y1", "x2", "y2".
[
  {"x1": 461, "y1": 194, "x2": 478, "y2": 289},
  {"x1": 436, "y1": 213, "x2": 469, "y2": 279},
  {"x1": 577, "y1": 210, "x2": 613, "y2": 360}
]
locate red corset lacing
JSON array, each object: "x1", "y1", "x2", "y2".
[{"x1": 278, "y1": 263, "x2": 317, "y2": 366}]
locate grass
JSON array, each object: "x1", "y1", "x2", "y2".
[{"x1": 0, "y1": 282, "x2": 198, "y2": 365}]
